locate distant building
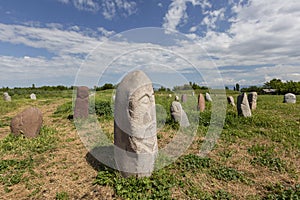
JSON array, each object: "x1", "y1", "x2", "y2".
[{"x1": 262, "y1": 89, "x2": 277, "y2": 94}]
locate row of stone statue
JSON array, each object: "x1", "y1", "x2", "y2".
[
  {"x1": 74, "y1": 71, "x2": 299, "y2": 178},
  {"x1": 179, "y1": 91, "x2": 296, "y2": 119},
  {"x1": 2, "y1": 92, "x2": 37, "y2": 101}
]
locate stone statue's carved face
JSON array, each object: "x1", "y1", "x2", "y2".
[
  {"x1": 171, "y1": 101, "x2": 181, "y2": 113},
  {"x1": 128, "y1": 84, "x2": 156, "y2": 138}
]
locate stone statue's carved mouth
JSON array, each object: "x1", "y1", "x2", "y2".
[{"x1": 129, "y1": 121, "x2": 156, "y2": 139}]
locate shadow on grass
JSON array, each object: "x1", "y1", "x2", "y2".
[{"x1": 85, "y1": 145, "x2": 116, "y2": 171}]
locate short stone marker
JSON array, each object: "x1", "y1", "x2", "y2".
[
  {"x1": 237, "y1": 93, "x2": 252, "y2": 117},
  {"x1": 3, "y1": 92, "x2": 11, "y2": 102},
  {"x1": 10, "y1": 107, "x2": 43, "y2": 138},
  {"x1": 227, "y1": 96, "x2": 235, "y2": 106},
  {"x1": 175, "y1": 95, "x2": 179, "y2": 101},
  {"x1": 205, "y1": 92, "x2": 212, "y2": 102},
  {"x1": 114, "y1": 70, "x2": 158, "y2": 178},
  {"x1": 192, "y1": 91, "x2": 195, "y2": 96},
  {"x1": 168, "y1": 94, "x2": 172, "y2": 98},
  {"x1": 247, "y1": 92, "x2": 257, "y2": 110},
  {"x1": 74, "y1": 86, "x2": 89, "y2": 119},
  {"x1": 197, "y1": 93, "x2": 205, "y2": 112},
  {"x1": 181, "y1": 94, "x2": 187, "y2": 103},
  {"x1": 284, "y1": 93, "x2": 296, "y2": 103},
  {"x1": 30, "y1": 93, "x2": 36, "y2": 100},
  {"x1": 170, "y1": 101, "x2": 190, "y2": 127}
]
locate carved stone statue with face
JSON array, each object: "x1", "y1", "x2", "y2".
[
  {"x1": 114, "y1": 70, "x2": 158, "y2": 178},
  {"x1": 170, "y1": 101, "x2": 190, "y2": 127}
]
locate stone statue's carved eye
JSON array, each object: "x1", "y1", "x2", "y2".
[{"x1": 140, "y1": 95, "x2": 150, "y2": 104}]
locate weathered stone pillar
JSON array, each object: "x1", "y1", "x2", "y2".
[
  {"x1": 170, "y1": 101, "x2": 190, "y2": 127},
  {"x1": 10, "y1": 107, "x2": 43, "y2": 138},
  {"x1": 237, "y1": 93, "x2": 252, "y2": 117},
  {"x1": 205, "y1": 92, "x2": 212, "y2": 102},
  {"x1": 74, "y1": 86, "x2": 89, "y2": 119},
  {"x1": 3, "y1": 92, "x2": 11, "y2": 102},
  {"x1": 30, "y1": 93, "x2": 37, "y2": 100},
  {"x1": 284, "y1": 93, "x2": 296, "y2": 103},
  {"x1": 227, "y1": 96, "x2": 235, "y2": 106},
  {"x1": 114, "y1": 70, "x2": 158, "y2": 178},
  {"x1": 181, "y1": 94, "x2": 187, "y2": 102},
  {"x1": 197, "y1": 93, "x2": 205, "y2": 112},
  {"x1": 248, "y1": 92, "x2": 257, "y2": 110}
]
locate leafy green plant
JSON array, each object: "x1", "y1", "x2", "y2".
[
  {"x1": 175, "y1": 154, "x2": 212, "y2": 171},
  {"x1": 0, "y1": 100, "x2": 19, "y2": 115},
  {"x1": 185, "y1": 187, "x2": 233, "y2": 200},
  {"x1": 211, "y1": 190, "x2": 233, "y2": 200},
  {"x1": 0, "y1": 157, "x2": 33, "y2": 187},
  {"x1": 248, "y1": 144, "x2": 286, "y2": 172},
  {"x1": 94, "y1": 165, "x2": 176, "y2": 199},
  {"x1": 199, "y1": 110, "x2": 211, "y2": 127},
  {"x1": 0, "y1": 120, "x2": 6, "y2": 128},
  {"x1": 93, "y1": 101, "x2": 113, "y2": 118},
  {"x1": 209, "y1": 166, "x2": 248, "y2": 182},
  {"x1": 56, "y1": 191, "x2": 69, "y2": 200},
  {"x1": 0, "y1": 126, "x2": 58, "y2": 156},
  {"x1": 165, "y1": 118, "x2": 180, "y2": 130},
  {"x1": 264, "y1": 183, "x2": 300, "y2": 199},
  {"x1": 52, "y1": 101, "x2": 72, "y2": 118}
]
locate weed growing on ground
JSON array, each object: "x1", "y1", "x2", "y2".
[
  {"x1": 174, "y1": 154, "x2": 212, "y2": 171},
  {"x1": 0, "y1": 157, "x2": 33, "y2": 187},
  {"x1": 209, "y1": 166, "x2": 249, "y2": 183},
  {"x1": 248, "y1": 144, "x2": 287, "y2": 172},
  {"x1": 0, "y1": 126, "x2": 58, "y2": 193},
  {"x1": 94, "y1": 165, "x2": 176, "y2": 200},
  {"x1": 52, "y1": 101, "x2": 72, "y2": 119},
  {"x1": 0, "y1": 100, "x2": 19, "y2": 115},
  {"x1": 0, "y1": 126, "x2": 58, "y2": 156},
  {"x1": 263, "y1": 183, "x2": 300, "y2": 199},
  {"x1": 55, "y1": 191, "x2": 69, "y2": 200}
]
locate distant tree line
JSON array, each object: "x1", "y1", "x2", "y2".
[
  {"x1": 157, "y1": 86, "x2": 171, "y2": 92},
  {"x1": 95, "y1": 83, "x2": 115, "y2": 91},
  {"x1": 0, "y1": 85, "x2": 72, "y2": 92},
  {"x1": 172, "y1": 82, "x2": 208, "y2": 91},
  {"x1": 241, "y1": 79, "x2": 300, "y2": 95},
  {"x1": 0, "y1": 85, "x2": 73, "y2": 98}
]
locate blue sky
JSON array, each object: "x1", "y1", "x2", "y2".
[{"x1": 0, "y1": 0, "x2": 300, "y2": 88}]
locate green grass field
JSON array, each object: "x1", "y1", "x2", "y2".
[{"x1": 0, "y1": 89, "x2": 299, "y2": 199}]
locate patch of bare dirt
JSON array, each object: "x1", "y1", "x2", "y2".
[{"x1": 0, "y1": 98, "x2": 116, "y2": 199}]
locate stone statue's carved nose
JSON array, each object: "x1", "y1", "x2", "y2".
[{"x1": 143, "y1": 112, "x2": 151, "y2": 124}]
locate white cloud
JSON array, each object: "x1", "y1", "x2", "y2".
[
  {"x1": 201, "y1": 8, "x2": 225, "y2": 30},
  {"x1": 73, "y1": 0, "x2": 100, "y2": 12},
  {"x1": 189, "y1": 26, "x2": 197, "y2": 32},
  {"x1": 0, "y1": 23, "x2": 99, "y2": 56},
  {"x1": 56, "y1": 0, "x2": 137, "y2": 19},
  {"x1": 162, "y1": 0, "x2": 300, "y2": 84},
  {"x1": 0, "y1": 55, "x2": 80, "y2": 84},
  {"x1": 102, "y1": 0, "x2": 116, "y2": 20},
  {"x1": 191, "y1": 0, "x2": 300, "y2": 84},
  {"x1": 97, "y1": 27, "x2": 115, "y2": 37},
  {"x1": 46, "y1": 23, "x2": 64, "y2": 29},
  {"x1": 101, "y1": 0, "x2": 137, "y2": 20},
  {"x1": 163, "y1": 0, "x2": 212, "y2": 31},
  {"x1": 0, "y1": 25, "x2": 209, "y2": 87},
  {"x1": 69, "y1": 25, "x2": 80, "y2": 31},
  {"x1": 163, "y1": 0, "x2": 188, "y2": 30},
  {"x1": 3, "y1": 0, "x2": 300, "y2": 87}
]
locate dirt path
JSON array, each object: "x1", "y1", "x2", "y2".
[{"x1": 0, "y1": 99, "x2": 115, "y2": 199}]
